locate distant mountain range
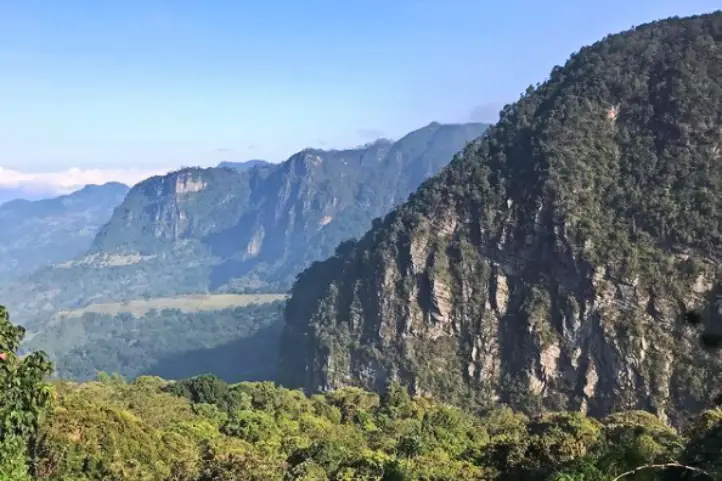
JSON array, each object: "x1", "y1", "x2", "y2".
[
  {"x1": 217, "y1": 160, "x2": 271, "y2": 171},
  {"x1": 0, "y1": 182, "x2": 129, "y2": 281},
  {"x1": 0, "y1": 187, "x2": 60, "y2": 206},
  {"x1": 0, "y1": 121, "x2": 489, "y2": 333}
]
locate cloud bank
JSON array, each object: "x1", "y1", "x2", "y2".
[{"x1": 0, "y1": 166, "x2": 171, "y2": 195}]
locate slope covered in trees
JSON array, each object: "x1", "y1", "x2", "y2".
[
  {"x1": 25, "y1": 301, "x2": 285, "y2": 383},
  {"x1": 1, "y1": 303, "x2": 721, "y2": 481},
  {"x1": 281, "y1": 12, "x2": 722, "y2": 425},
  {"x1": 34, "y1": 376, "x2": 722, "y2": 481}
]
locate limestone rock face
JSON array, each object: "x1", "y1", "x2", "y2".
[
  {"x1": 280, "y1": 13, "x2": 722, "y2": 425},
  {"x1": 1, "y1": 123, "x2": 488, "y2": 332}
]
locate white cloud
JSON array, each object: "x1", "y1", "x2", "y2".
[{"x1": 0, "y1": 166, "x2": 171, "y2": 194}]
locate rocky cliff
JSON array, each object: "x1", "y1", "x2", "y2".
[
  {"x1": 88, "y1": 121, "x2": 488, "y2": 293},
  {"x1": 0, "y1": 122, "x2": 487, "y2": 331},
  {"x1": 280, "y1": 12, "x2": 722, "y2": 425}
]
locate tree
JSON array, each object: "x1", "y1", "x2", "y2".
[{"x1": 0, "y1": 305, "x2": 53, "y2": 481}]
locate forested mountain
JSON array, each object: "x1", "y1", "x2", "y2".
[
  {"x1": 4, "y1": 9, "x2": 722, "y2": 481},
  {"x1": 0, "y1": 122, "x2": 487, "y2": 332},
  {"x1": 280, "y1": 12, "x2": 722, "y2": 426},
  {"x1": 0, "y1": 182, "x2": 129, "y2": 281}
]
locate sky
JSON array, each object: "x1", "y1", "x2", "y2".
[{"x1": 0, "y1": 0, "x2": 720, "y2": 194}]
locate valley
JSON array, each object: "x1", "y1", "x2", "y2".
[
  {"x1": 2, "y1": 121, "x2": 488, "y2": 396},
  {"x1": 51, "y1": 292, "x2": 287, "y2": 320}
]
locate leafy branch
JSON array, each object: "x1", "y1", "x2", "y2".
[{"x1": 612, "y1": 462, "x2": 714, "y2": 481}]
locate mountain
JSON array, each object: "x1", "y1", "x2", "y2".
[
  {"x1": 0, "y1": 187, "x2": 58, "y2": 205},
  {"x1": 279, "y1": 12, "x2": 722, "y2": 426},
  {"x1": 217, "y1": 159, "x2": 271, "y2": 171},
  {"x1": 0, "y1": 182, "x2": 129, "y2": 281},
  {"x1": 1, "y1": 122, "x2": 488, "y2": 332}
]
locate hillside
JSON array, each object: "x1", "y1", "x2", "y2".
[
  {"x1": 3, "y1": 304, "x2": 722, "y2": 481},
  {"x1": 25, "y1": 299, "x2": 286, "y2": 382},
  {"x1": 280, "y1": 12, "x2": 722, "y2": 426},
  {"x1": 0, "y1": 122, "x2": 487, "y2": 331},
  {"x1": 0, "y1": 182, "x2": 129, "y2": 280},
  {"x1": 51, "y1": 292, "x2": 286, "y2": 319}
]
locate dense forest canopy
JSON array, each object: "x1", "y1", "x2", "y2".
[
  {"x1": 24, "y1": 301, "x2": 285, "y2": 383},
  {"x1": 1, "y1": 303, "x2": 722, "y2": 480}
]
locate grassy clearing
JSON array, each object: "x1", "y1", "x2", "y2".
[{"x1": 53, "y1": 293, "x2": 288, "y2": 319}]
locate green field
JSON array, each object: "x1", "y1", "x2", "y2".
[{"x1": 53, "y1": 293, "x2": 288, "y2": 319}]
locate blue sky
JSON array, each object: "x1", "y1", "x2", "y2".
[{"x1": 0, "y1": 0, "x2": 720, "y2": 180}]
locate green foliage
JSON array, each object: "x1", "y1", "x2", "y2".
[
  {"x1": 0, "y1": 302, "x2": 709, "y2": 481},
  {"x1": 30, "y1": 371, "x2": 722, "y2": 481},
  {"x1": 167, "y1": 375, "x2": 242, "y2": 411},
  {"x1": 0, "y1": 306, "x2": 53, "y2": 481},
  {"x1": 222, "y1": 409, "x2": 280, "y2": 444},
  {"x1": 679, "y1": 408, "x2": 722, "y2": 480},
  {"x1": 27, "y1": 301, "x2": 284, "y2": 383}
]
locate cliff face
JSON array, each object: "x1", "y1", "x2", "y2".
[
  {"x1": 84, "y1": 121, "x2": 489, "y2": 293},
  {"x1": 0, "y1": 122, "x2": 487, "y2": 331},
  {"x1": 280, "y1": 12, "x2": 722, "y2": 425},
  {"x1": 209, "y1": 122, "x2": 490, "y2": 290},
  {"x1": 92, "y1": 167, "x2": 255, "y2": 252}
]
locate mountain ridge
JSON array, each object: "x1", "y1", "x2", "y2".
[
  {"x1": 1, "y1": 122, "x2": 488, "y2": 333},
  {"x1": 0, "y1": 182, "x2": 129, "y2": 281},
  {"x1": 0, "y1": 187, "x2": 65, "y2": 205},
  {"x1": 217, "y1": 159, "x2": 271, "y2": 171}
]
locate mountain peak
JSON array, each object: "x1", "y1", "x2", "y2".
[
  {"x1": 280, "y1": 11, "x2": 722, "y2": 425},
  {"x1": 73, "y1": 182, "x2": 129, "y2": 196}
]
